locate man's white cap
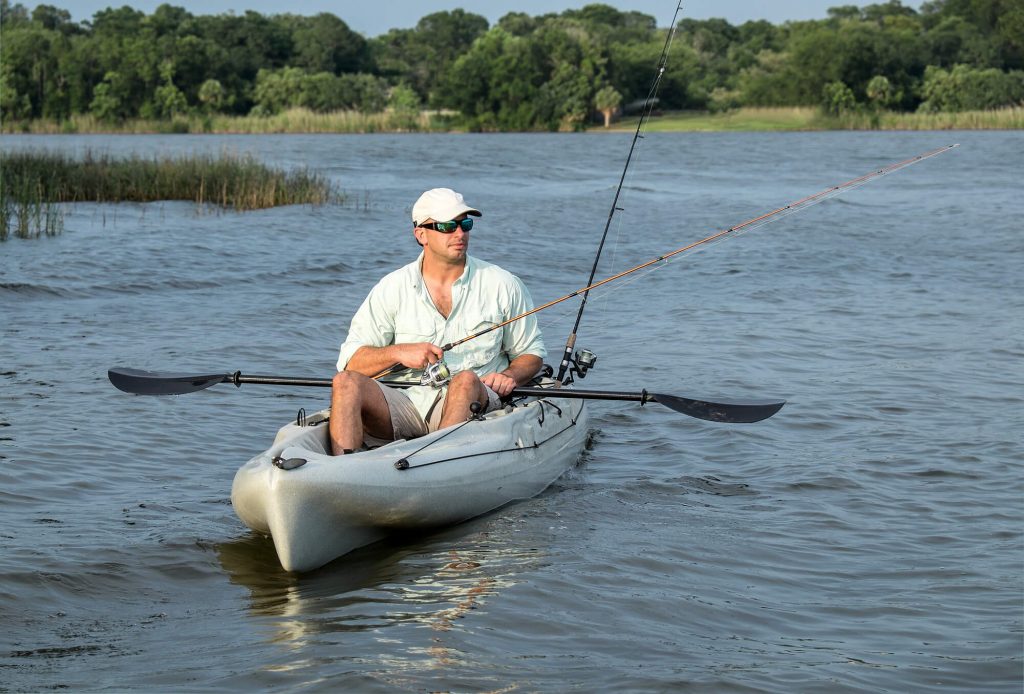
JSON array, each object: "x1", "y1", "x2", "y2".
[{"x1": 411, "y1": 188, "x2": 482, "y2": 226}]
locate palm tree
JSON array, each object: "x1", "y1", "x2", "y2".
[{"x1": 594, "y1": 85, "x2": 623, "y2": 128}]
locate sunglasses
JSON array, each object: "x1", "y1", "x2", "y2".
[{"x1": 419, "y1": 218, "x2": 474, "y2": 233}]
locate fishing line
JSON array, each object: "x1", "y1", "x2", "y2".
[
  {"x1": 555, "y1": 165, "x2": 912, "y2": 307},
  {"x1": 534, "y1": 176, "x2": 894, "y2": 331}
]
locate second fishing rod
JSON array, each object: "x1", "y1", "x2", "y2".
[{"x1": 552, "y1": 0, "x2": 685, "y2": 384}]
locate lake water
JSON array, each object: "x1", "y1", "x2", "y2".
[{"x1": 1, "y1": 131, "x2": 1021, "y2": 692}]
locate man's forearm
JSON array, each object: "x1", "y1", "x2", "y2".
[
  {"x1": 345, "y1": 342, "x2": 445, "y2": 376},
  {"x1": 500, "y1": 354, "x2": 543, "y2": 386},
  {"x1": 344, "y1": 345, "x2": 402, "y2": 377}
]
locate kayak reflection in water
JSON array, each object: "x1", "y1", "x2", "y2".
[{"x1": 330, "y1": 187, "x2": 546, "y2": 456}]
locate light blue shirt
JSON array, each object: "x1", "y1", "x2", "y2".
[{"x1": 337, "y1": 254, "x2": 546, "y2": 417}]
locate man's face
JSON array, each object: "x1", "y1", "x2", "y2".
[{"x1": 416, "y1": 213, "x2": 471, "y2": 263}]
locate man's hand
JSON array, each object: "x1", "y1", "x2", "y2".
[
  {"x1": 346, "y1": 342, "x2": 444, "y2": 378},
  {"x1": 481, "y1": 371, "x2": 517, "y2": 397},
  {"x1": 481, "y1": 355, "x2": 542, "y2": 397},
  {"x1": 393, "y1": 342, "x2": 445, "y2": 370}
]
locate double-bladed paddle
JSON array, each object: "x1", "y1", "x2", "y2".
[{"x1": 107, "y1": 367, "x2": 784, "y2": 424}]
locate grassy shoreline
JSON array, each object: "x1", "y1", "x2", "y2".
[
  {"x1": 610, "y1": 106, "x2": 1024, "y2": 132},
  {"x1": 1, "y1": 109, "x2": 449, "y2": 135},
  {"x1": 3, "y1": 106, "x2": 1021, "y2": 135}
]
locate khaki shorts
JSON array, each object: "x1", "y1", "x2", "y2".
[{"x1": 375, "y1": 382, "x2": 501, "y2": 440}]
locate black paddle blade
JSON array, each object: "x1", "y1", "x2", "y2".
[
  {"x1": 511, "y1": 386, "x2": 784, "y2": 423},
  {"x1": 108, "y1": 368, "x2": 230, "y2": 395},
  {"x1": 649, "y1": 393, "x2": 785, "y2": 423}
]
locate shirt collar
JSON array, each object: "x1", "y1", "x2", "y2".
[{"x1": 408, "y1": 253, "x2": 475, "y2": 287}]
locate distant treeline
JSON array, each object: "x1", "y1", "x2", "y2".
[{"x1": 1, "y1": 0, "x2": 1022, "y2": 131}]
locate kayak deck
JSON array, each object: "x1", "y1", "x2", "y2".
[{"x1": 232, "y1": 390, "x2": 589, "y2": 572}]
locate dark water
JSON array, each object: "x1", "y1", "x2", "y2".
[{"x1": 1, "y1": 131, "x2": 1021, "y2": 692}]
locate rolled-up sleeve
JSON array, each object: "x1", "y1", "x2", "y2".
[
  {"x1": 336, "y1": 281, "x2": 396, "y2": 371},
  {"x1": 502, "y1": 277, "x2": 546, "y2": 361}
]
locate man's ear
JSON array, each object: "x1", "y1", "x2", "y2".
[{"x1": 413, "y1": 226, "x2": 426, "y2": 247}]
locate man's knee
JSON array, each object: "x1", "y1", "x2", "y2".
[
  {"x1": 449, "y1": 370, "x2": 480, "y2": 386},
  {"x1": 448, "y1": 370, "x2": 487, "y2": 403},
  {"x1": 332, "y1": 370, "x2": 370, "y2": 400},
  {"x1": 449, "y1": 370, "x2": 483, "y2": 393}
]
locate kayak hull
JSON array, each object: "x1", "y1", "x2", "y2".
[{"x1": 231, "y1": 392, "x2": 588, "y2": 572}]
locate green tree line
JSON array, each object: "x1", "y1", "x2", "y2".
[{"x1": 1, "y1": 0, "x2": 1021, "y2": 130}]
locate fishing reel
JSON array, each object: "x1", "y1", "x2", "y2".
[
  {"x1": 566, "y1": 348, "x2": 597, "y2": 384},
  {"x1": 420, "y1": 360, "x2": 452, "y2": 389}
]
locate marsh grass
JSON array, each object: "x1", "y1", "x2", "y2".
[
  {"x1": 827, "y1": 105, "x2": 1024, "y2": 130},
  {"x1": 0, "y1": 182, "x2": 64, "y2": 241},
  {"x1": 6, "y1": 108, "x2": 452, "y2": 135},
  {"x1": 617, "y1": 107, "x2": 821, "y2": 132},
  {"x1": 1, "y1": 149, "x2": 338, "y2": 241},
  {"x1": 613, "y1": 106, "x2": 1024, "y2": 132},
  {"x1": 0, "y1": 149, "x2": 338, "y2": 242},
  {"x1": 208, "y1": 108, "x2": 446, "y2": 133}
]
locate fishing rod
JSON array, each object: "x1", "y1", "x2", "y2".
[
  {"x1": 554, "y1": 0, "x2": 686, "y2": 383},
  {"x1": 384, "y1": 142, "x2": 957, "y2": 379}
]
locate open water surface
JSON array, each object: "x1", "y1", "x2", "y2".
[{"x1": 1, "y1": 131, "x2": 1021, "y2": 692}]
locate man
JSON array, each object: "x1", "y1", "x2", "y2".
[{"x1": 330, "y1": 188, "x2": 545, "y2": 456}]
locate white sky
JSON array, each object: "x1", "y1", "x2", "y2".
[{"x1": 48, "y1": 1, "x2": 904, "y2": 35}]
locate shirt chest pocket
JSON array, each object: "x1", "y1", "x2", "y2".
[
  {"x1": 453, "y1": 313, "x2": 506, "y2": 370},
  {"x1": 393, "y1": 306, "x2": 442, "y2": 345}
]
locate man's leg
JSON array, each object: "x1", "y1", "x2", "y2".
[
  {"x1": 437, "y1": 371, "x2": 491, "y2": 429},
  {"x1": 329, "y1": 371, "x2": 394, "y2": 455}
]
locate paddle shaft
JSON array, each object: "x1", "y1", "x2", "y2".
[
  {"x1": 195, "y1": 374, "x2": 677, "y2": 402},
  {"x1": 201, "y1": 373, "x2": 650, "y2": 399},
  {"x1": 108, "y1": 368, "x2": 784, "y2": 423},
  {"x1": 233, "y1": 376, "x2": 650, "y2": 402}
]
